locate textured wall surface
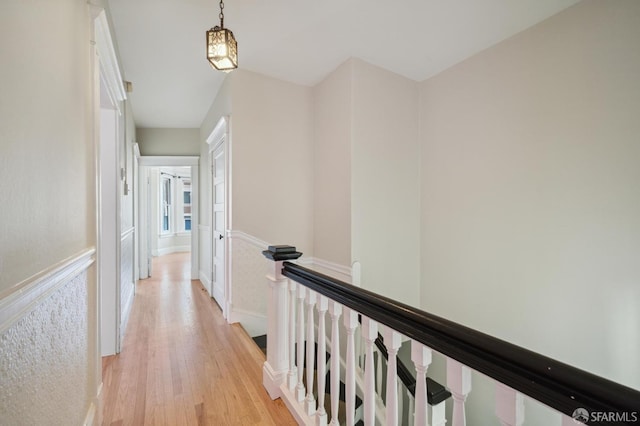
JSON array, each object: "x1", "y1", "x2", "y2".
[
  {"x1": 0, "y1": 270, "x2": 89, "y2": 425},
  {"x1": 230, "y1": 235, "x2": 268, "y2": 318}
]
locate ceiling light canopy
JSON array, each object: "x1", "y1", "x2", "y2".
[{"x1": 206, "y1": 0, "x2": 237, "y2": 72}]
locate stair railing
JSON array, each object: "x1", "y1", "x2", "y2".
[{"x1": 262, "y1": 245, "x2": 640, "y2": 426}]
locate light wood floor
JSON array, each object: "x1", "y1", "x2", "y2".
[{"x1": 101, "y1": 253, "x2": 296, "y2": 426}]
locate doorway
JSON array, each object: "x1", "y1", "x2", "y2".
[
  {"x1": 138, "y1": 157, "x2": 199, "y2": 281},
  {"x1": 206, "y1": 117, "x2": 230, "y2": 318}
]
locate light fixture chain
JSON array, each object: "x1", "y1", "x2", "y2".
[{"x1": 219, "y1": 0, "x2": 225, "y2": 27}]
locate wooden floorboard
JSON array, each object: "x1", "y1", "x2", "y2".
[{"x1": 102, "y1": 253, "x2": 296, "y2": 426}]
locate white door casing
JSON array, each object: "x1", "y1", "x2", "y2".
[{"x1": 94, "y1": 9, "x2": 127, "y2": 357}]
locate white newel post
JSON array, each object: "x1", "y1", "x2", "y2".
[
  {"x1": 412, "y1": 341, "x2": 433, "y2": 426},
  {"x1": 261, "y1": 246, "x2": 303, "y2": 400},
  {"x1": 316, "y1": 295, "x2": 329, "y2": 426},
  {"x1": 447, "y1": 358, "x2": 472, "y2": 426},
  {"x1": 328, "y1": 301, "x2": 342, "y2": 426},
  {"x1": 495, "y1": 383, "x2": 524, "y2": 426},
  {"x1": 344, "y1": 308, "x2": 359, "y2": 426},
  {"x1": 306, "y1": 290, "x2": 318, "y2": 415},
  {"x1": 362, "y1": 316, "x2": 379, "y2": 426},
  {"x1": 384, "y1": 329, "x2": 402, "y2": 426},
  {"x1": 297, "y1": 285, "x2": 307, "y2": 402}
]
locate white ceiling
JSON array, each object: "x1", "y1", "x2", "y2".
[{"x1": 107, "y1": 0, "x2": 580, "y2": 129}]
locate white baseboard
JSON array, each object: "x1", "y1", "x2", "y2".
[
  {"x1": 296, "y1": 257, "x2": 352, "y2": 283},
  {"x1": 228, "y1": 307, "x2": 267, "y2": 337},
  {"x1": 157, "y1": 245, "x2": 191, "y2": 256}
]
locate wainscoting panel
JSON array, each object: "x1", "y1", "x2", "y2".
[
  {"x1": 228, "y1": 231, "x2": 269, "y2": 336},
  {"x1": 0, "y1": 250, "x2": 95, "y2": 425}
]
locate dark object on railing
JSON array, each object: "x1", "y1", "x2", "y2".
[
  {"x1": 264, "y1": 248, "x2": 640, "y2": 426},
  {"x1": 373, "y1": 335, "x2": 451, "y2": 406}
]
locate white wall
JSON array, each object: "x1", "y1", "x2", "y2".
[
  {"x1": 0, "y1": 0, "x2": 100, "y2": 423},
  {"x1": 351, "y1": 59, "x2": 421, "y2": 305},
  {"x1": 137, "y1": 127, "x2": 200, "y2": 156},
  {"x1": 419, "y1": 0, "x2": 640, "y2": 397},
  {"x1": 312, "y1": 61, "x2": 352, "y2": 267}
]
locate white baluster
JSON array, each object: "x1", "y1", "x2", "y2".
[
  {"x1": 447, "y1": 358, "x2": 472, "y2": 426},
  {"x1": 376, "y1": 346, "x2": 382, "y2": 396},
  {"x1": 316, "y1": 295, "x2": 328, "y2": 426},
  {"x1": 431, "y1": 402, "x2": 446, "y2": 426},
  {"x1": 328, "y1": 301, "x2": 342, "y2": 426},
  {"x1": 398, "y1": 379, "x2": 404, "y2": 425},
  {"x1": 409, "y1": 392, "x2": 415, "y2": 426},
  {"x1": 384, "y1": 329, "x2": 402, "y2": 426},
  {"x1": 356, "y1": 325, "x2": 363, "y2": 369},
  {"x1": 344, "y1": 308, "x2": 359, "y2": 426},
  {"x1": 495, "y1": 383, "x2": 524, "y2": 426},
  {"x1": 563, "y1": 413, "x2": 585, "y2": 425},
  {"x1": 306, "y1": 290, "x2": 317, "y2": 415},
  {"x1": 362, "y1": 316, "x2": 378, "y2": 426},
  {"x1": 411, "y1": 341, "x2": 433, "y2": 426},
  {"x1": 296, "y1": 286, "x2": 307, "y2": 402},
  {"x1": 288, "y1": 280, "x2": 297, "y2": 391}
]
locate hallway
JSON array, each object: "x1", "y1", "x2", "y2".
[{"x1": 101, "y1": 253, "x2": 296, "y2": 425}]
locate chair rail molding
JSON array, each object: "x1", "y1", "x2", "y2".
[{"x1": 0, "y1": 248, "x2": 96, "y2": 333}]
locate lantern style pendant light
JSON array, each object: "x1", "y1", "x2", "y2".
[{"x1": 206, "y1": 0, "x2": 238, "y2": 72}]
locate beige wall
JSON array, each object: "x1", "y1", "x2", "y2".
[
  {"x1": 199, "y1": 76, "x2": 232, "y2": 226},
  {"x1": 351, "y1": 59, "x2": 421, "y2": 305},
  {"x1": 0, "y1": 0, "x2": 94, "y2": 292},
  {"x1": 231, "y1": 70, "x2": 314, "y2": 254},
  {"x1": 0, "y1": 0, "x2": 100, "y2": 423},
  {"x1": 137, "y1": 127, "x2": 200, "y2": 156},
  {"x1": 312, "y1": 61, "x2": 353, "y2": 266},
  {"x1": 419, "y1": 0, "x2": 640, "y2": 397}
]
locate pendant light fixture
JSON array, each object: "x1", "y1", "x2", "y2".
[{"x1": 206, "y1": 0, "x2": 238, "y2": 72}]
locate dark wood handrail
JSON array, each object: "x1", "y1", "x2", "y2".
[{"x1": 271, "y1": 254, "x2": 640, "y2": 426}]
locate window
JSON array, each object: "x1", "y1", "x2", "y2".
[
  {"x1": 183, "y1": 180, "x2": 192, "y2": 231},
  {"x1": 159, "y1": 170, "x2": 191, "y2": 235},
  {"x1": 161, "y1": 176, "x2": 172, "y2": 234}
]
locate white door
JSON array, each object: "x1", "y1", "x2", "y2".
[{"x1": 211, "y1": 143, "x2": 226, "y2": 309}]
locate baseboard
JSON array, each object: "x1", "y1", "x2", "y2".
[
  {"x1": 157, "y1": 245, "x2": 191, "y2": 256},
  {"x1": 228, "y1": 307, "x2": 267, "y2": 337},
  {"x1": 294, "y1": 257, "x2": 352, "y2": 283}
]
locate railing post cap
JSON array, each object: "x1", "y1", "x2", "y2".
[{"x1": 262, "y1": 245, "x2": 303, "y2": 261}]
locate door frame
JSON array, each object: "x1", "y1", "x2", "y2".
[
  {"x1": 93, "y1": 8, "x2": 127, "y2": 357},
  {"x1": 138, "y1": 156, "x2": 200, "y2": 280},
  {"x1": 206, "y1": 116, "x2": 231, "y2": 319}
]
